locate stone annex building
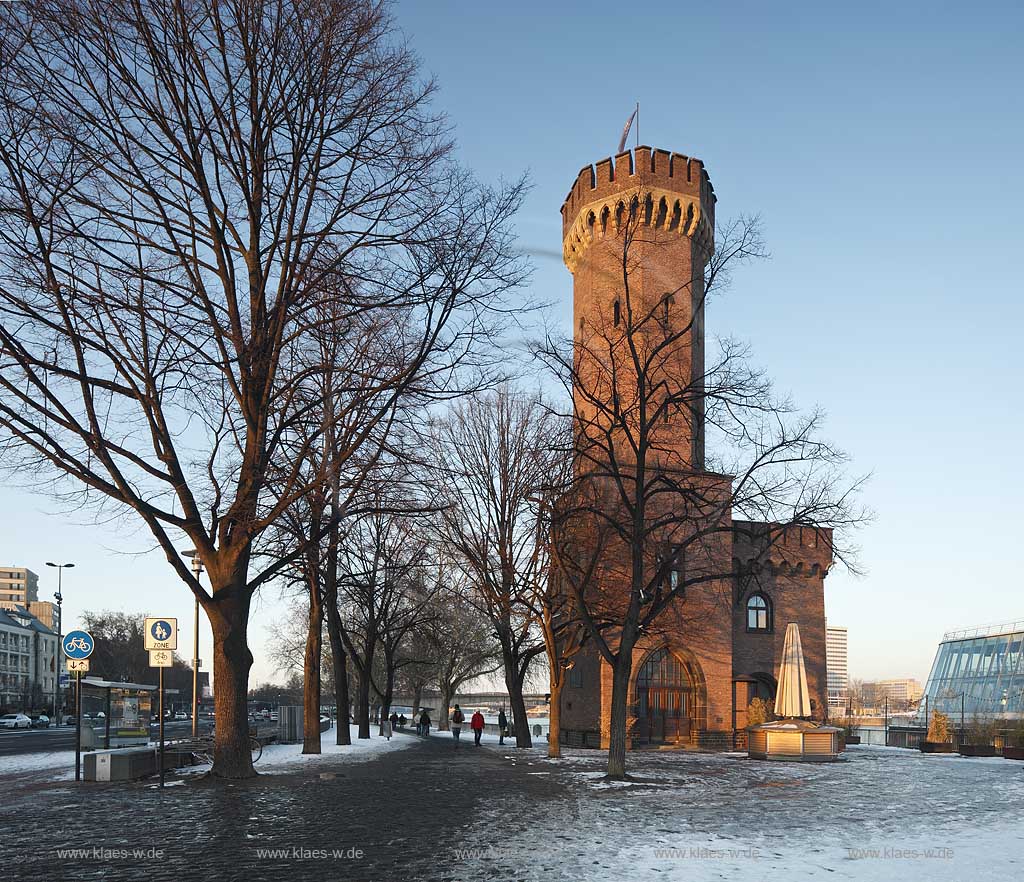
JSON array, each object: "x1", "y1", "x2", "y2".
[{"x1": 557, "y1": 146, "x2": 833, "y2": 750}]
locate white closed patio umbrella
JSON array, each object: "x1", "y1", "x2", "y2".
[{"x1": 774, "y1": 622, "x2": 812, "y2": 718}]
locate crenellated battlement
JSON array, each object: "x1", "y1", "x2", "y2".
[
  {"x1": 561, "y1": 145, "x2": 716, "y2": 273},
  {"x1": 732, "y1": 521, "x2": 834, "y2": 578}
]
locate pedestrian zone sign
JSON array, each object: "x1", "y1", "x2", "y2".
[{"x1": 144, "y1": 617, "x2": 177, "y2": 651}]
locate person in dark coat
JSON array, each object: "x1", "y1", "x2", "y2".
[
  {"x1": 419, "y1": 709, "x2": 431, "y2": 737},
  {"x1": 399, "y1": 714, "x2": 407, "y2": 727},
  {"x1": 498, "y1": 708, "x2": 508, "y2": 746},
  {"x1": 389, "y1": 711, "x2": 399, "y2": 732}
]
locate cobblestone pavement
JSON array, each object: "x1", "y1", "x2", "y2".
[
  {"x1": 4, "y1": 739, "x2": 1024, "y2": 882},
  {"x1": 1, "y1": 733, "x2": 574, "y2": 882}
]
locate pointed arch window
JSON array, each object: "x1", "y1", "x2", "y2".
[{"x1": 613, "y1": 299, "x2": 621, "y2": 327}]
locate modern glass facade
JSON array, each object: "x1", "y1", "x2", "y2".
[{"x1": 918, "y1": 620, "x2": 1024, "y2": 721}]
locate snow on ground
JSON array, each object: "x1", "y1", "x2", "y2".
[
  {"x1": 460, "y1": 743, "x2": 1024, "y2": 881},
  {"x1": 0, "y1": 750, "x2": 77, "y2": 780},
  {"x1": 426, "y1": 726, "x2": 545, "y2": 749},
  {"x1": 254, "y1": 723, "x2": 412, "y2": 772},
  {"x1": 0, "y1": 724, "x2": 410, "y2": 781}
]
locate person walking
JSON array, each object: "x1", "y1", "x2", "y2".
[
  {"x1": 390, "y1": 711, "x2": 399, "y2": 732},
  {"x1": 450, "y1": 704, "x2": 465, "y2": 748},
  {"x1": 399, "y1": 714, "x2": 407, "y2": 728},
  {"x1": 471, "y1": 710, "x2": 485, "y2": 746},
  {"x1": 498, "y1": 708, "x2": 508, "y2": 746},
  {"x1": 419, "y1": 709, "x2": 431, "y2": 737}
]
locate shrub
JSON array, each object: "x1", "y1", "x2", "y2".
[
  {"x1": 839, "y1": 715, "x2": 861, "y2": 738},
  {"x1": 967, "y1": 714, "x2": 997, "y2": 746},
  {"x1": 927, "y1": 710, "x2": 951, "y2": 743},
  {"x1": 747, "y1": 697, "x2": 774, "y2": 727}
]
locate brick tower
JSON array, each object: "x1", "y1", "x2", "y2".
[{"x1": 560, "y1": 146, "x2": 716, "y2": 470}]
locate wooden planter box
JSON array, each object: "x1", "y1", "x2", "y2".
[
  {"x1": 1002, "y1": 746, "x2": 1024, "y2": 760},
  {"x1": 959, "y1": 744, "x2": 997, "y2": 757},
  {"x1": 919, "y1": 741, "x2": 954, "y2": 753}
]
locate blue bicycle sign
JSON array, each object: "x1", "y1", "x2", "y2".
[{"x1": 63, "y1": 630, "x2": 94, "y2": 660}]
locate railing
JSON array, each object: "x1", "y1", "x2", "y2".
[{"x1": 942, "y1": 620, "x2": 1024, "y2": 643}]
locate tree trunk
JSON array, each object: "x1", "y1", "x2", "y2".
[
  {"x1": 504, "y1": 654, "x2": 532, "y2": 748},
  {"x1": 356, "y1": 665, "x2": 372, "y2": 739},
  {"x1": 302, "y1": 581, "x2": 323, "y2": 754},
  {"x1": 438, "y1": 685, "x2": 454, "y2": 731},
  {"x1": 606, "y1": 650, "x2": 634, "y2": 780},
  {"x1": 332, "y1": 641, "x2": 351, "y2": 745},
  {"x1": 323, "y1": 510, "x2": 351, "y2": 746},
  {"x1": 548, "y1": 672, "x2": 563, "y2": 758},
  {"x1": 379, "y1": 653, "x2": 396, "y2": 735},
  {"x1": 207, "y1": 587, "x2": 255, "y2": 778}
]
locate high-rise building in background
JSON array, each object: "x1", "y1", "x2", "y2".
[
  {"x1": 826, "y1": 625, "x2": 849, "y2": 713},
  {"x1": 0, "y1": 567, "x2": 38, "y2": 605},
  {"x1": 0, "y1": 567, "x2": 59, "y2": 634}
]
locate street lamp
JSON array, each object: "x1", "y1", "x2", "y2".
[
  {"x1": 180, "y1": 549, "x2": 203, "y2": 738},
  {"x1": 45, "y1": 562, "x2": 74, "y2": 726}
]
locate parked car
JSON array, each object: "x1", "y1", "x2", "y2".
[
  {"x1": 174, "y1": 711, "x2": 187, "y2": 720},
  {"x1": 30, "y1": 714, "x2": 50, "y2": 728},
  {"x1": 0, "y1": 713, "x2": 31, "y2": 729},
  {"x1": 63, "y1": 714, "x2": 77, "y2": 726}
]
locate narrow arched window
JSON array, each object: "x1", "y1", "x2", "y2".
[
  {"x1": 613, "y1": 300, "x2": 621, "y2": 327},
  {"x1": 746, "y1": 593, "x2": 772, "y2": 632}
]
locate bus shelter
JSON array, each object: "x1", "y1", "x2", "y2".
[{"x1": 80, "y1": 678, "x2": 179, "y2": 748}]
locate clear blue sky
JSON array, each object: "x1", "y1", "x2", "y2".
[{"x1": 3, "y1": 0, "x2": 1022, "y2": 687}]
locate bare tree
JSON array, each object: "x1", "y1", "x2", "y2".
[
  {"x1": 372, "y1": 568, "x2": 438, "y2": 734},
  {"x1": 430, "y1": 388, "x2": 561, "y2": 746},
  {"x1": 394, "y1": 623, "x2": 441, "y2": 722},
  {"x1": 539, "y1": 191, "x2": 866, "y2": 778},
  {"x1": 422, "y1": 587, "x2": 502, "y2": 731},
  {"x1": 0, "y1": 0, "x2": 525, "y2": 776},
  {"x1": 521, "y1": 427, "x2": 589, "y2": 758},
  {"x1": 333, "y1": 485, "x2": 432, "y2": 739}
]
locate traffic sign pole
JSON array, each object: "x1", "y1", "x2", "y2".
[
  {"x1": 75, "y1": 670, "x2": 82, "y2": 782},
  {"x1": 159, "y1": 665, "x2": 165, "y2": 788},
  {"x1": 61, "y1": 629, "x2": 93, "y2": 783}
]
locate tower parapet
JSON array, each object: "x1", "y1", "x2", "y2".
[{"x1": 561, "y1": 146, "x2": 716, "y2": 273}]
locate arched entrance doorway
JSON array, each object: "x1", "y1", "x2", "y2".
[{"x1": 634, "y1": 648, "x2": 696, "y2": 745}]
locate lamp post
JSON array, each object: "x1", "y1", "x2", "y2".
[
  {"x1": 45, "y1": 562, "x2": 74, "y2": 726},
  {"x1": 181, "y1": 550, "x2": 203, "y2": 738}
]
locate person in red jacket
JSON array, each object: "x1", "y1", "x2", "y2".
[{"x1": 470, "y1": 711, "x2": 485, "y2": 746}]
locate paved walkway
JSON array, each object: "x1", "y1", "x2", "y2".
[
  {"x1": 1, "y1": 732, "x2": 573, "y2": 881},
  {"x1": 5, "y1": 737, "x2": 1024, "y2": 881}
]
